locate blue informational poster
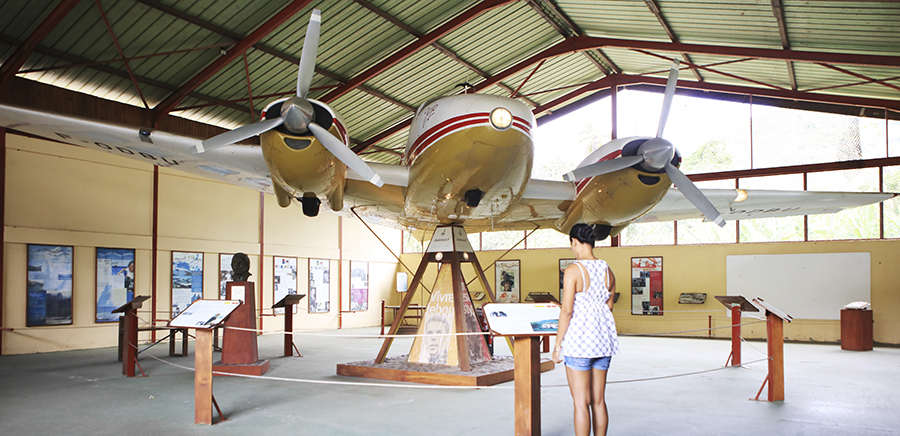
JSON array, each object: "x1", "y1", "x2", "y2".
[
  {"x1": 96, "y1": 248, "x2": 135, "y2": 322},
  {"x1": 27, "y1": 245, "x2": 73, "y2": 326},
  {"x1": 172, "y1": 252, "x2": 204, "y2": 317}
]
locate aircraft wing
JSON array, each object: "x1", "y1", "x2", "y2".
[
  {"x1": 0, "y1": 103, "x2": 273, "y2": 193},
  {"x1": 637, "y1": 188, "x2": 896, "y2": 223}
]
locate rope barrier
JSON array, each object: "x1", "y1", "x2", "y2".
[{"x1": 619, "y1": 319, "x2": 767, "y2": 337}]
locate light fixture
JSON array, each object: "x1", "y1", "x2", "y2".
[
  {"x1": 435, "y1": 252, "x2": 443, "y2": 261},
  {"x1": 463, "y1": 252, "x2": 469, "y2": 260},
  {"x1": 734, "y1": 189, "x2": 749, "y2": 203},
  {"x1": 490, "y1": 107, "x2": 513, "y2": 130}
]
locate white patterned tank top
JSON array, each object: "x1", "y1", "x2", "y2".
[{"x1": 561, "y1": 259, "x2": 619, "y2": 358}]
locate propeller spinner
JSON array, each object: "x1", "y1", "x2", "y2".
[
  {"x1": 561, "y1": 60, "x2": 725, "y2": 227},
  {"x1": 195, "y1": 10, "x2": 383, "y2": 188}
]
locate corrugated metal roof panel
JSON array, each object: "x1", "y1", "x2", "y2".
[{"x1": 556, "y1": 0, "x2": 670, "y2": 41}]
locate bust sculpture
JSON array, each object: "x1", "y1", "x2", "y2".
[{"x1": 231, "y1": 252, "x2": 252, "y2": 282}]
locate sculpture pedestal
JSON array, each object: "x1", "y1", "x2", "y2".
[{"x1": 213, "y1": 282, "x2": 269, "y2": 376}]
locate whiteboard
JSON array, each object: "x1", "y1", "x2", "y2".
[{"x1": 726, "y1": 253, "x2": 870, "y2": 320}]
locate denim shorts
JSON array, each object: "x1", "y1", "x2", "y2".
[{"x1": 563, "y1": 356, "x2": 612, "y2": 371}]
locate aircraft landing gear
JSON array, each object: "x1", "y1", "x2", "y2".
[
  {"x1": 300, "y1": 197, "x2": 320, "y2": 217},
  {"x1": 464, "y1": 189, "x2": 485, "y2": 208}
]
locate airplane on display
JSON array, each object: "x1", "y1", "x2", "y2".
[{"x1": 0, "y1": 10, "x2": 894, "y2": 242}]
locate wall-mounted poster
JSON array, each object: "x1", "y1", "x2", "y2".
[
  {"x1": 219, "y1": 253, "x2": 234, "y2": 299},
  {"x1": 27, "y1": 245, "x2": 74, "y2": 326},
  {"x1": 172, "y1": 252, "x2": 204, "y2": 317},
  {"x1": 350, "y1": 261, "x2": 368, "y2": 312},
  {"x1": 558, "y1": 259, "x2": 576, "y2": 300},
  {"x1": 309, "y1": 259, "x2": 330, "y2": 313},
  {"x1": 96, "y1": 248, "x2": 135, "y2": 323},
  {"x1": 631, "y1": 257, "x2": 663, "y2": 315},
  {"x1": 273, "y1": 256, "x2": 298, "y2": 315},
  {"x1": 495, "y1": 260, "x2": 521, "y2": 303},
  {"x1": 396, "y1": 272, "x2": 408, "y2": 293}
]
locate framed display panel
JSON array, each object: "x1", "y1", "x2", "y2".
[
  {"x1": 309, "y1": 259, "x2": 330, "y2": 313},
  {"x1": 396, "y1": 272, "x2": 408, "y2": 293},
  {"x1": 27, "y1": 245, "x2": 74, "y2": 326},
  {"x1": 495, "y1": 260, "x2": 521, "y2": 303},
  {"x1": 350, "y1": 261, "x2": 368, "y2": 312},
  {"x1": 631, "y1": 257, "x2": 663, "y2": 315},
  {"x1": 273, "y1": 256, "x2": 299, "y2": 315},
  {"x1": 172, "y1": 252, "x2": 204, "y2": 317},
  {"x1": 96, "y1": 248, "x2": 135, "y2": 323},
  {"x1": 219, "y1": 253, "x2": 234, "y2": 299},
  {"x1": 558, "y1": 259, "x2": 576, "y2": 300}
]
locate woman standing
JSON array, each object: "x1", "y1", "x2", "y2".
[{"x1": 552, "y1": 223, "x2": 619, "y2": 436}]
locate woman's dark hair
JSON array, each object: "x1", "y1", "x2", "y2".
[{"x1": 569, "y1": 223, "x2": 597, "y2": 247}]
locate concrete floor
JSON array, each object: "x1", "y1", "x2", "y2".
[{"x1": 1, "y1": 328, "x2": 898, "y2": 435}]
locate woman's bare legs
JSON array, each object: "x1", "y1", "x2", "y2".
[
  {"x1": 566, "y1": 366, "x2": 610, "y2": 436},
  {"x1": 591, "y1": 368, "x2": 609, "y2": 436},
  {"x1": 565, "y1": 366, "x2": 592, "y2": 436}
]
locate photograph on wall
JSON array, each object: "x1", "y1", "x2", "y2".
[
  {"x1": 27, "y1": 245, "x2": 74, "y2": 326},
  {"x1": 495, "y1": 260, "x2": 521, "y2": 303},
  {"x1": 396, "y1": 272, "x2": 408, "y2": 293},
  {"x1": 273, "y1": 256, "x2": 298, "y2": 315},
  {"x1": 95, "y1": 248, "x2": 135, "y2": 322},
  {"x1": 219, "y1": 253, "x2": 234, "y2": 299},
  {"x1": 350, "y1": 261, "x2": 368, "y2": 312},
  {"x1": 309, "y1": 259, "x2": 330, "y2": 313},
  {"x1": 558, "y1": 259, "x2": 576, "y2": 300},
  {"x1": 172, "y1": 252, "x2": 204, "y2": 317},
  {"x1": 631, "y1": 257, "x2": 663, "y2": 315}
]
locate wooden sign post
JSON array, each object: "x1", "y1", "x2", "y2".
[
  {"x1": 752, "y1": 297, "x2": 792, "y2": 402},
  {"x1": 484, "y1": 303, "x2": 560, "y2": 436},
  {"x1": 272, "y1": 294, "x2": 306, "y2": 357},
  {"x1": 714, "y1": 295, "x2": 758, "y2": 367},
  {"x1": 112, "y1": 295, "x2": 150, "y2": 377},
  {"x1": 169, "y1": 299, "x2": 241, "y2": 425}
]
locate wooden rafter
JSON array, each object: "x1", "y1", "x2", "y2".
[
  {"x1": 642, "y1": 0, "x2": 703, "y2": 82},
  {"x1": 319, "y1": 0, "x2": 517, "y2": 104},
  {"x1": 353, "y1": 0, "x2": 540, "y2": 108},
  {"x1": 0, "y1": 0, "x2": 81, "y2": 95},
  {"x1": 153, "y1": 0, "x2": 314, "y2": 122},
  {"x1": 770, "y1": 0, "x2": 797, "y2": 91},
  {"x1": 135, "y1": 0, "x2": 413, "y2": 114}
]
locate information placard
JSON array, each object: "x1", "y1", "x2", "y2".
[
  {"x1": 483, "y1": 303, "x2": 560, "y2": 337},
  {"x1": 168, "y1": 299, "x2": 242, "y2": 329}
]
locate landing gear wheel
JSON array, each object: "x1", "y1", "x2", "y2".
[{"x1": 301, "y1": 197, "x2": 320, "y2": 217}]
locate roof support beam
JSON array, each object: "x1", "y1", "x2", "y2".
[
  {"x1": 136, "y1": 0, "x2": 413, "y2": 113},
  {"x1": 153, "y1": 0, "x2": 313, "y2": 122},
  {"x1": 0, "y1": 0, "x2": 81, "y2": 97},
  {"x1": 320, "y1": 0, "x2": 516, "y2": 103},
  {"x1": 643, "y1": 0, "x2": 703, "y2": 82},
  {"x1": 354, "y1": 0, "x2": 539, "y2": 107},
  {"x1": 527, "y1": 0, "x2": 620, "y2": 75},
  {"x1": 770, "y1": 0, "x2": 797, "y2": 90}
]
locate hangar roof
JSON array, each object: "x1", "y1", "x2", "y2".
[{"x1": 1, "y1": 0, "x2": 899, "y2": 164}]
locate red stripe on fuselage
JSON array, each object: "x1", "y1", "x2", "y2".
[{"x1": 407, "y1": 113, "x2": 532, "y2": 164}]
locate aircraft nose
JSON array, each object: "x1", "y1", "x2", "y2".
[{"x1": 281, "y1": 96, "x2": 315, "y2": 133}]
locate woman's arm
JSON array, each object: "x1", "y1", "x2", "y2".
[
  {"x1": 553, "y1": 264, "x2": 581, "y2": 363},
  {"x1": 606, "y1": 266, "x2": 616, "y2": 311}
]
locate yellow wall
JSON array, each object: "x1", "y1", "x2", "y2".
[
  {"x1": 2, "y1": 133, "x2": 400, "y2": 355},
  {"x1": 399, "y1": 237, "x2": 900, "y2": 345}
]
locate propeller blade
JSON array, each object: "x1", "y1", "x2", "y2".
[
  {"x1": 195, "y1": 117, "x2": 285, "y2": 153},
  {"x1": 307, "y1": 122, "x2": 384, "y2": 187},
  {"x1": 656, "y1": 59, "x2": 680, "y2": 138},
  {"x1": 664, "y1": 164, "x2": 726, "y2": 227},
  {"x1": 562, "y1": 155, "x2": 645, "y2": 182},
  {"x1": 296, "y1": 9, "x2": 321, "y2": 98}
]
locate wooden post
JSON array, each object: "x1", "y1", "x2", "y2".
[
  {"x1": 514, "y1": 336, "x2": 541, "y2": 436},
  {"x1": 767, "y1": 313, "x2": 785, "y2": 401},
  {"x1": 123, "y1": 307, "x2": 138, "y2": 377},
  {"x1": 194, "y1": 328, "x2": 213, "y2": 425},
  {"x1": 375, "y1": 254, "x2": 430, "y2": 363},
  {"x1": 284, "y1": 302, "x2": 294, "y2": 357},
  {"x1": 731, "y1": 305, "x2": 741, "y2": 366}
]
